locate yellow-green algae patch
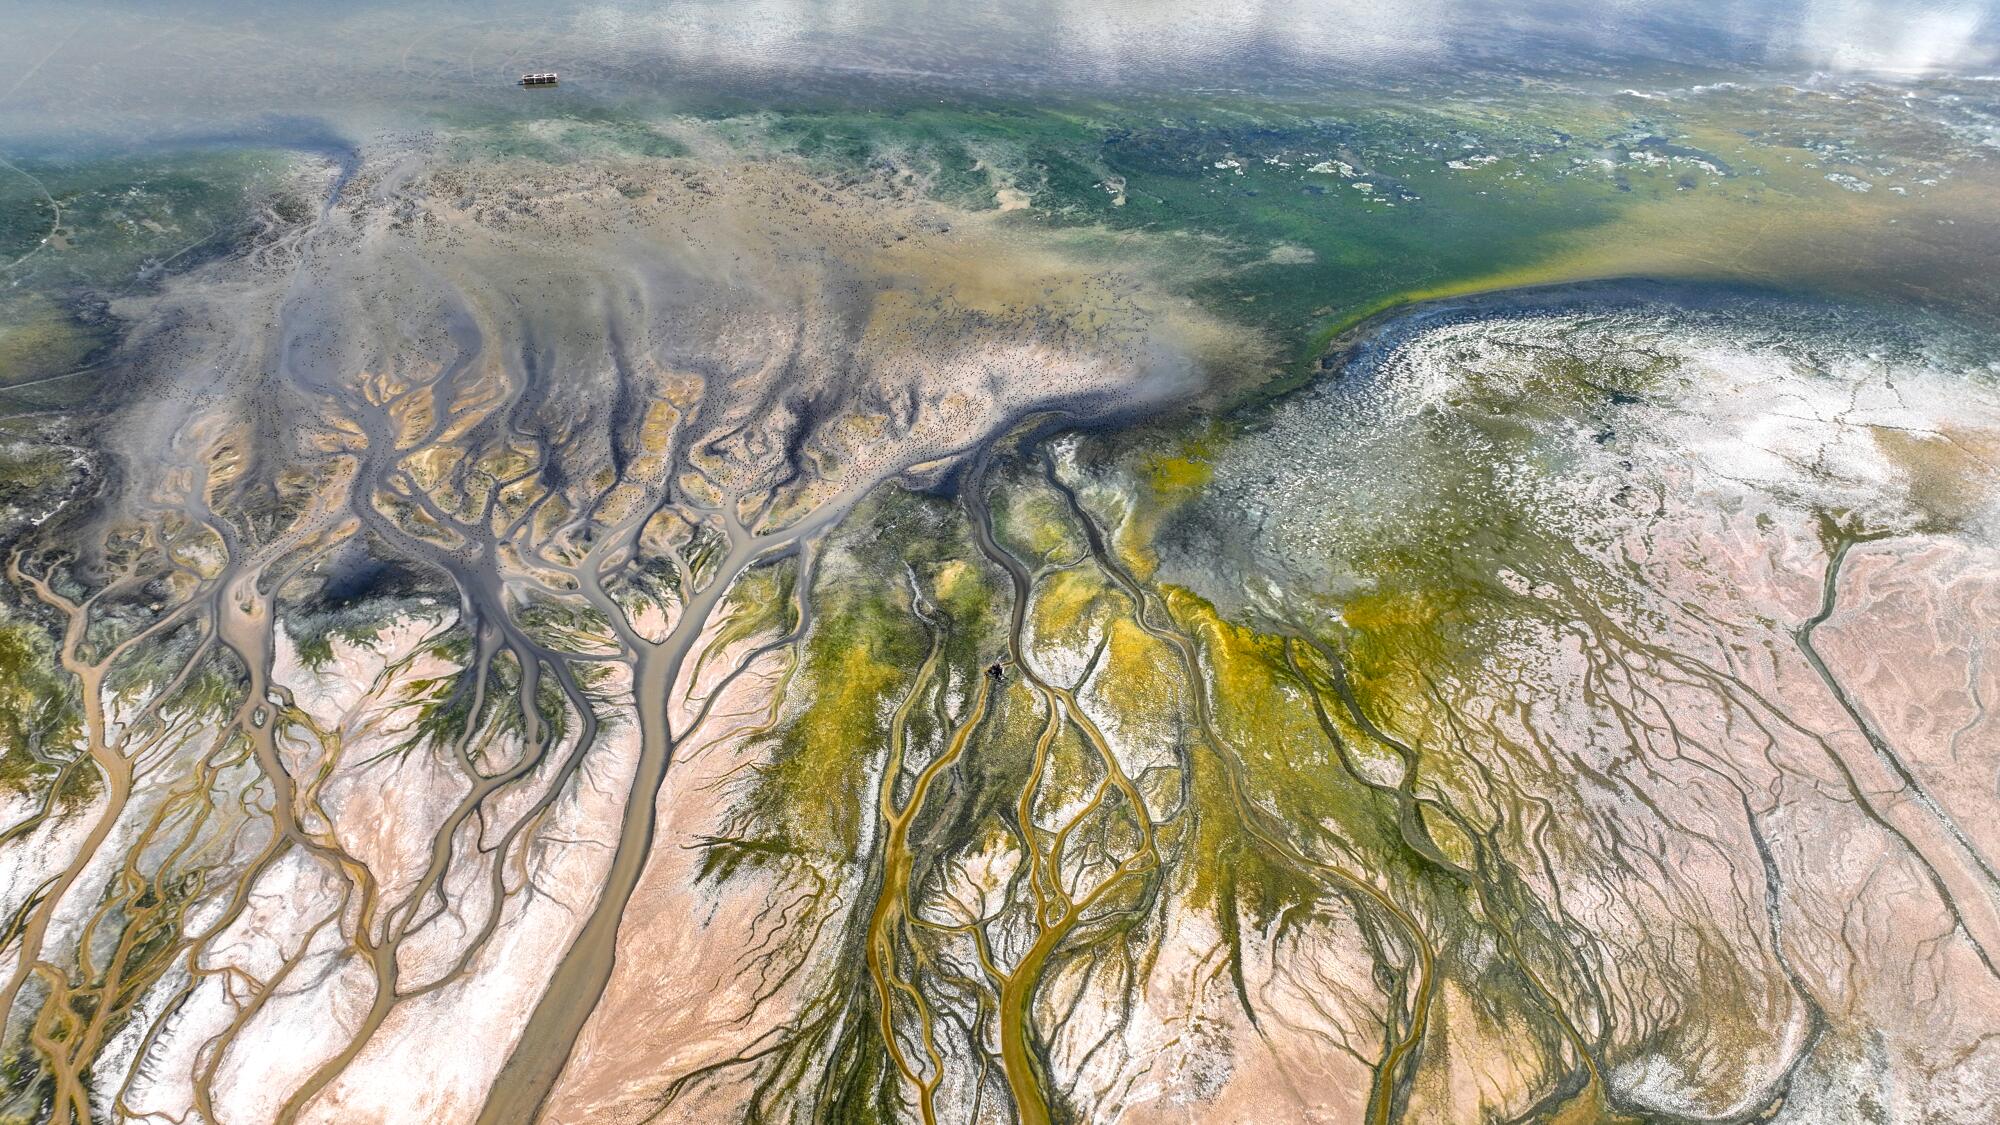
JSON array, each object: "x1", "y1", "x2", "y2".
[{"x1": 0, "y1": 617, "x2": 81, "y2": 800}]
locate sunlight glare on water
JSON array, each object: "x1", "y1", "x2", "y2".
[{"x1": 3, "y1": 0, "x2": 1998, "y2": 148}]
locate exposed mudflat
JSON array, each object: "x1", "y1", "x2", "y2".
[
  {"x1": 4, "y1": 5, "x2": 2000, "y2": 1123},
  {"x1": 0, "y1": 132, "x2": 1248, "y2": 1124}
]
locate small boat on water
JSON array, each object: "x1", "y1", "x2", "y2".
[{"x1": 519, "y1": 72, "x2": 559, "y2": 87}]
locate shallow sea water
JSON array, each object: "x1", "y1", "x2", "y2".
[{"x1": 5, "y1": 0, "x2": 2000, "y2": 148}]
